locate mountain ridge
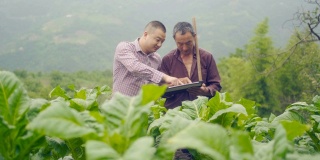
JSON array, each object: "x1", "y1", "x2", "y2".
[{"x1": 0, "y1": 0, "x2": 309, "y2": 72}]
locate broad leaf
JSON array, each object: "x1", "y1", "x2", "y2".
[
  {"x1": 70, "y1": 98, "x2": 97, "y2": 111},
  {"x1": 253, "y1": 124, "x2": 291, "y2": 160},
  {"x1": 140, "y1": 84, "x2": 166, "y2": 106},
  {"x1": 280, "y1": 120, "x2": 310, "y2": 141},
  {"x1": 207, "y1": 92, "x2": 230, "y2": 114},
  {"x1": 311, "y1": 115, "x2": 320, "y2": 131},
  {"x1": 0, "y1": 71, "x2": 45, "y2": 159},
  {"x1": 157, "y1": 108, "x2": 192, "y2": 134},
  {"x1": 100, "y1": 85, "x2": 163, "y2": 153},
  {"x1": 252, "y1": 140, "x2": 274, "y2": 160},
  {"x1": 272, "y1": 124, "x2": 291, "y2": 159},
  {"x1": 238, "y1": 98, "x2": 256, "y2": 116},
  {"x1": 86, "y1": 137, "x2": 155, "y2": 160},
  {"x1": 0, "y1": 71, "x2": 30, "y2": 125},
  {"x1": 272, "y1": 110, "x2": 305, "y2": 124},
  {"x1": 157, "y1": 117, "x2": 230, "y2": 160},
  {"x1": 86, "y1": 140, "x2": 121, "y2": 160},
  {"x1": 49, "y1": 86, "x2": 70, "y2": 100},
  {"x1": 312, "y1": 95, "x2": 320, "y2": 107},
  {"x1": 27, "y1": 100, "x2": 96, "y2": 139},
  {"x1": 230, "y1": 130, "x2": 254, "y2": 160},
  {"x1": 208, "y1": 104, "x2": 247, "y2": 124},
  {"x1": 122, "y1": 137, "x2": 156, "y2": 160},
  {"x1": 180, "y1": 96, "x2": 208, "y2": 120}
]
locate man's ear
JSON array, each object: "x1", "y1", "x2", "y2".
[
  {"x1": 193, "y1": 33, "x2": 197, "y2": 37},
  {"x1": 143, "y1": 31, "x2": 148, "y2": 38}
]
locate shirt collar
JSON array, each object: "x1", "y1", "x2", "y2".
[
  {"x1": 134, "y1": 38, "x2": 155, "y2": 56},
  {"x1": 173, "y1": 48, "x2": 197, "y2": 58}
]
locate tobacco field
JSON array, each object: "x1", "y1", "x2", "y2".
[{"x1": 1, "y1": 70, "x2": 320, "y2": 160}]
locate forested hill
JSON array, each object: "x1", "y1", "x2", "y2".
[{"x1": 0, "y1": 0, "x2": 309, "y2": 72}]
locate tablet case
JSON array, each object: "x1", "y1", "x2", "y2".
[{"x1": 163, "y1": 81, "x2": 203, "y2": 97}]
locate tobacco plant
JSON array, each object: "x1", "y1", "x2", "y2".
[{"x1": 1, "y1": 70, "x2": 320, "y2": 160}]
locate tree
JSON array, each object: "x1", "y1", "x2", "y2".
[
  {"x1": 293, "y1": 0, "x2": 320, "y2": 41},
  {"x1": 242, "y1": 18, "x2": 280, "y2": 115},
  {"x1": 219, "y1": 18, "x2": 280, "y2": 116},
  {"x1": 275, "y1": 30, "x2": 320, "y2": 106},
  {"x1": 218, "y1": 56, "x2": 253, "y2": 101},
  {"x1": 283, "y1": 0, "x2": 320, "y2": 44}
]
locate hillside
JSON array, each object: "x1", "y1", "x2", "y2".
[{"x1": 0, "y1": 0, "x2": 310, "y2": 72}]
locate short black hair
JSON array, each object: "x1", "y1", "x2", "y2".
[
  {"x1": 144, "y1": 21, "x2": 166, "y2": 33},
  {"x1": 172, "y1": 22, "x2": 195, "y2": 39}
]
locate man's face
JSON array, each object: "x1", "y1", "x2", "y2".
[
  {"x1": 174, "y1": 31, "x2": 195, "y2": 55},
  {"x1": 145, "y1": 28, "x2": 166, "y2": 53}
]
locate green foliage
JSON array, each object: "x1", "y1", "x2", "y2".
[
  {"x1": 274, "y1": 30, "x2": 320, "y2": 106},
  {"x1": 2, "y1": 71, "x2": 320, "y2": 159},
  {"x1": 0, "y1": 71, "x2": 46, "y2": 160},
  {"x1": 219, "y1": 18, "x2": 320, "y2": 117},
  {"x1": 12, "y1": 69, "x2": 113, "y2": 100}
]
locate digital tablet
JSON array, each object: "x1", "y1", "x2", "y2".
[{"x1": 165, "y1": 81, "x2": 203, "y2": 94}]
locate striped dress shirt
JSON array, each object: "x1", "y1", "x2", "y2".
[{"x1": 112, "y1": 38, "x2": 164, "y2": 96}]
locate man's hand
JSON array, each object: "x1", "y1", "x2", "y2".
[
  {"x1": 178, "y1": 77, "x2": 192, "y2": 84},
  {"x1": 187, "y1": 83, "x2": 211, "y2": 96},
  {"x1": 162, "y1": 74, "x2": 183, "y2": 86}
]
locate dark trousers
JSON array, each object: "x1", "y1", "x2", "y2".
[{"x1": 173, "y1": 149, "x2": 193, "y2": 160}]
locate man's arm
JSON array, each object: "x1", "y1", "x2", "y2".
[{"x1": 162, "y1": 74, "x2": 184, "y2": 86}]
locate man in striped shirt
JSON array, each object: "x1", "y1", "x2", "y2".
[{"x1": 113, "y1": 21, "x2": 183, "y2": 96}]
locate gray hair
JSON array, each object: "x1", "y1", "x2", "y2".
[{"x1": 172, "y1": 22, "x2": 196, "y2": 39}]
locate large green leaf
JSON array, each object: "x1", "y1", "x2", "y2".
[
  {"x1": 230, "y1": 130, "x2": 254, "y2": 160},
  {"x1": 26, "y1": 98, "x2": 50, "y2": 121},
  {"x1": 86, "y1": 140, "x2": 121, "y2": 160},
  {"x1": 207, "y1": 92, "x2": 231, "y2": 115},
  {"x1": 280, "y1": 120, "x2": 310, "y2": 141},
  {"x1": 70, "y1": 98, "x2": 97, "y2": 111},
  {"x1": 287, "y1": 102, "x2": 320, "y2": 113},
  {"x1": 157, "y1": 117, "x2": 230, "y2": 160},
  {"x1": 100, "y1": 84, "x2": 164, "y2": 154},
  {"x1": 0, "y1": 71, "x2": 30, "y2": 125},
  {"x1": 238, "y1": 98, "x2": 256, "y2": 116},
  {"x1": 86, "y1": 137, "x2": 155, "y2": 160},
  {"x1": 252, "y1": 140, "x2": 274, "y2": 160},
  {"x1": 208, "y1": 103, "x2": 247, "y2": 125},
  {"x1": 158, "y1": 108, "x2": 192, "y2": 134},
  {"x1": 100, "y1": 92, "x2": 150, "y2": 133},
  {"x1": 147, "y1": 107, "x2": 192, "y2": 143},
  {"x1": 253, "y1": 124, "x2": 291, "y2": 160},
  {"x1": 0, "y1": 71, "x2": 46, "y2": 160},
  {"x1": 180, "y1": 96, "x2": 209, "y2": 120},
  {"x1": 286, "y1": 153, "x2": 320, "y2": 160},
  {"x1": 272, "y1": 110, "x2": 305, "y2": 124},
  {"x1": 253, "y1": 121, "x2": 273, "y2": 141},
  {"x1": 312, "y1": 95, "x2": 320, "y2": 107},
  {"x1": 122, "y1": 137, "x2": 156, "y2": 160},
  {"x1": 311, "y1": 115, "x2": 320, "y2": 131},
  {"x1": 27, "y1": 100, "x2": 96, "y2": 139},
  {"x1": 272, "y1": 124, "x2": 291, "y2": 159},
  {"x1": 150, "y1": 103, "x2": 167, "y2": 119},
  {"x1": 49, "y1": 85, "x2": 70, "y2": 100},
  {"x1": 140, "y1": 84, "x2": 166, "y2": 106}
]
